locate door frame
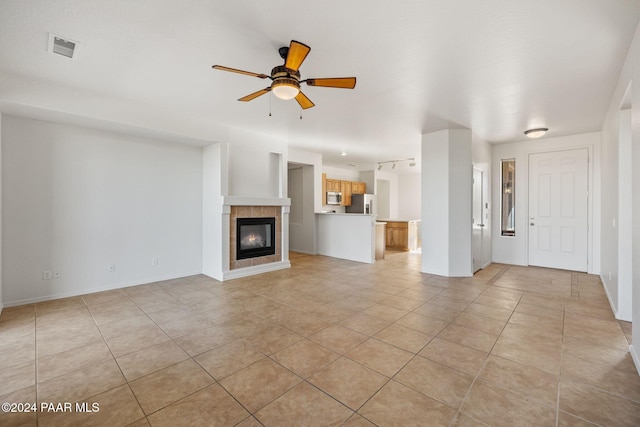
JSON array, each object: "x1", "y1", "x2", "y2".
[
  {"x1": 526, "y1": 146, "x2": 594, "y2": 273},
  {"x1": 526, "y1": 147, "x2": 593, "y2": 271}
]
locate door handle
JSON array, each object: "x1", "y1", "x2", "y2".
[
  {"x1": 478, "y1": 224, "x2": 485, "y2": 227},
  {"x1": 530, "y1": 222, "x2": 535, "y2": 226}
]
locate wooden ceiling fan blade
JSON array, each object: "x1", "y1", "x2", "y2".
[
  {"x1": 212, "y1": 65, "x2": 269, "y2": 79},
  {"x1": 295, "y1": 91, "x2": 315, "y2": 109},
  {"x1": 305, "y1": 77, "x2": 357, "y2": 89},
  {"x1": 238, "y1": 87, "x2": 271, "y2": 102},
  {"x1": 284, "y1": 40, "x2": 311, "y2": 72}
]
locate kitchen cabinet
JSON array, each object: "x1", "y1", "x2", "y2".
[
  {"x1": 386, "y1": 221, "x2": 408, "y2": 250},
  {"x1": 385, "y1": 220, "x2": 420, "y2": 251},
  {"x1": 340, "y1": 180, "x2": 352, "y2": 206},
  {"x1": 322, "y1": 173, "x2": 327, "y2": 205},
  {"x1": 321, "y1": 174, "x2": 365, "y2": 207},
  {"x1": 352, "y1": 181, "x2": 366, "y2": 194},
  {"x1": 326, "y1": 178, "x2": 341, "y2": 192}
]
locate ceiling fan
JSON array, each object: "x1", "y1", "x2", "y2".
[{"x1": 212, "y1": 40, "x2": 356, "y2": 110}]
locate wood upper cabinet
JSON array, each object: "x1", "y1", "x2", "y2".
[
  {"x1": 326, "y1": 178, "x2": 341, "y2": 192},
  {"x1": 321, "y1": 174, "x2": 363, "y2": 206},
  {"x1": 352, "y1": 181, "x2": 366, "y2": 195},
  {"x1": 322, "y1": 173, "x2": 327, "y2": 205},
  {"x1": 340, "y1": 180, "x2": 352, "y2": 206}
]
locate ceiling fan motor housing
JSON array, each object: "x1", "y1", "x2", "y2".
[{"x1": 271, "y1": 66, "x2": 300, "y2": 82}]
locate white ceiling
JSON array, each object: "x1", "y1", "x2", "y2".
[{"x1": 1, "y1": 1, "x2": 639, "y2": 172}]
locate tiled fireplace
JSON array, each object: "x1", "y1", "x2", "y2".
[{"x1": 230, "y1": 206, "x2": 282, "y2": 270}]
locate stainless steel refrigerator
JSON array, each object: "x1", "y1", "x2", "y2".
[{"x1": 346, "y1": 194, "x2": 376, "y2": 215}]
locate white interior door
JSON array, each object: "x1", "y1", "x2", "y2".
[
  {"x1": 528, "y1": 149, "x2": 588, "y2": 271},
  {"x1": 472, "y1": 168, "x2": 484, "y2": 272}
]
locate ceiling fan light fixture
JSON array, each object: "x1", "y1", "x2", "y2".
[
  {"x1": 272, "y1": 78, "x2": 300, "y2": 100},
  {"x1": 524, "y1": 128, "x2": 549, "y2": 138}
]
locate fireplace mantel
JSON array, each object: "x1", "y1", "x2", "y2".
[
  {"x1": 217, "y1": 199, "x2": 291, "y2": 281},
  {"x1": 222, "y1": 196, "x2": 291, "y2": 207}
]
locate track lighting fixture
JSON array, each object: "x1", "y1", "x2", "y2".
[{"x1": 376, "y1": 158, "x2": 416, "y2": 170}]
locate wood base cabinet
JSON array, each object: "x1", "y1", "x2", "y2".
[{"x1": 385, "y1": 220, "x2": 420, "y2": 251}]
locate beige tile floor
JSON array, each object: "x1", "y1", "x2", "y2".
[{"x1": 0, "y1": 251, "x2": 638, "y2": 426}]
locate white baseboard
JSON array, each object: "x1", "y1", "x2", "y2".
[
  {"x1": 289, "y1": 249, "x2": 315, "y2": 255},
  {"x1": 630, "y1": 344, "x2": 640, "y2": 376},
  {"x1": 600, "y1": 274, "x2": 622, "y2": 319},
  {"x1": 2, "y1": 270, "x2": 202, "y2": 307}
]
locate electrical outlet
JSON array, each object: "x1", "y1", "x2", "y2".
[
  {"x1": 53, "y1": 271, "x2": 61, "y2": 279},
  {"x1": 107, "y1": 264, "x2": 116, "y2": 272},
  {"x1": 43, "y1": 270, "x2": 52, "y2": 280},
  {"x1": 152, "y1": 257, "x2": 159, "y2": 266}
]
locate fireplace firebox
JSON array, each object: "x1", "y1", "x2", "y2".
[{"x1": 236, "y1": 217, "x2": 276, "y2": 260}]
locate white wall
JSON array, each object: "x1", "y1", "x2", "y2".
[
  {"x1": 633, "y1": 70, "x2": 640, "y2": 373},
  {"x1": 600, "y1": 53, "x2": 634, "y2": 321},
  {"x1": 202, "y1": 143, "x2": 226, "y2": 280},
  {"x1": 227, "y1": 128, "x2": 287, "y2": 198},
  {"x1": 374, "y1": 170, "x2": 399, "y2": 220},
  {"x1": 422, "y1": 129, "x2": 473, "y2": 277},
  {"x1": 288, "y1": 148, "x2": 323, "y2": 213},
  {"x1": 472, "y1": 133, "x2": 493, "y2": 268},
  {"x1": 0, "y1": 113, "x2": 3, "y2": 314},
  {"x1": 397, "y1": 173, "x2": 421, "y2": 220},
  {"x1": 618, "y1": 110, "x2": 633, "y2": 321},
  {"x1": 288, "y1": 165, "x2": 316, "y2": 254},
  {"x1": 491, "y1": 133, "x2": 601, "y2": 273},
  {"x1": 601, "y1": 105, "x2": 621, "y2": 314},
  {"x1": 287, "y1": 148, "x2": 322, "y2": 254},
  {"x1": 603, "y1": 21, "x2": 640, "y2": 365},
  {"x1": 2, "y1": 116, "x2": 203, "y2": 305}
]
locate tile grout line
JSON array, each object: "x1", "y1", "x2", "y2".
[{"x1": 84, "y1": 294, "x2": 149, "y2": 425}]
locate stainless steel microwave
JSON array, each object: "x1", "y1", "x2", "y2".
[{"x1": 326, "y1": 191, "x2": 342, "y2": 205}]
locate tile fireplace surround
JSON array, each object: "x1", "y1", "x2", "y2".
[{"x1": 230, "y1": 206, "x2": 282, "y2": 270}]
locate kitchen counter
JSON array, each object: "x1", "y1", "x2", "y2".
[
  {"x1": 318, "y1": 212, "x2": 374, "y2": 216},
  {"x1": 316, "y1": 212, "x2": 377, "y2": 263}
]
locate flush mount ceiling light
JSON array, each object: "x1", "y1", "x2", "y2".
[
  {"x1": 524, "y1": 128, "x2": 549, "y2": 138},
  {"x1": 340, "y1": 151, "x2": 347, "y2": 156}
]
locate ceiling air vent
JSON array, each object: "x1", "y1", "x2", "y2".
[{"x1": 48, "y1": 33, "x2": 78, "y2": 59}]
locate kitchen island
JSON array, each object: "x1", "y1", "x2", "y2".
[{"x1": 316, "y1": 212, "x2": 377, "y2": 263}]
